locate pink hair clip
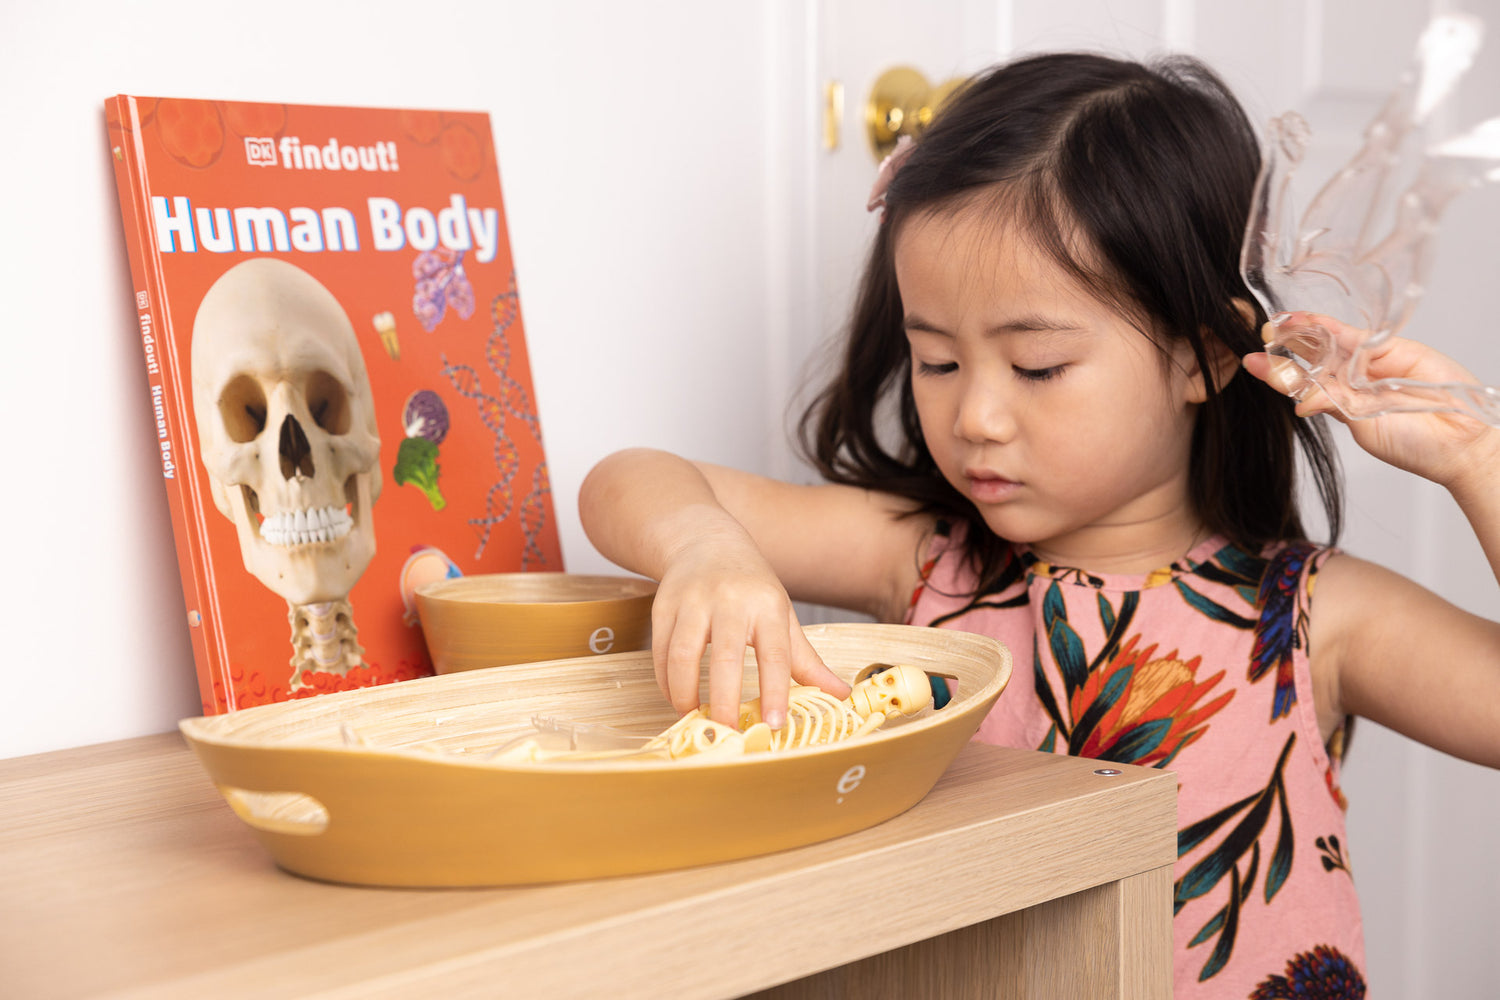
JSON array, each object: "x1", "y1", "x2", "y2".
[{"x1": 866, "y1": 135, "x2": 916, "y2": 218}]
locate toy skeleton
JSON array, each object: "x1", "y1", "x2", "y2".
[{"x1": 492, "y1": 663, "x2": 934, "y2": 763}]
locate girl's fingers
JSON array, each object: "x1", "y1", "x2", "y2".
[
  {"x1": 1243, "y1": 349, "x2": 1346, "y2": 420},
  {"x1": 1292, "y1": 390, "x2": 1342, "y2": 420},
  {"x1": 651, "y1": 602, "x2": 675, "y2": 697},
  {"x1": 1268, "y1": 312, "x2": 1370, "y2": 357},
  {"x1": 707, "y1": 618, "x2": 750, "y2": 727},
  {"x1": 1241, "y1": 349, "x2": 1303, "y2": 396},
  {"x1": 789, "y1": 622, "x2": 850, "y2": 699},
  {"x1": 1275, "y1": 312, "x2": 1478, "y2": 384},
  {"x1": 1249, "y1": 314, "x2": 1362, "y2": 420},
  {"x1": 647, "y1": 564, "x2": 834, "y2": 733},
  {"x1": 749, "y1": 629, "x2": 791, "y2": 731},
  {"x1": 664, "y1": 615, "x2": 710, "y2": 715}
]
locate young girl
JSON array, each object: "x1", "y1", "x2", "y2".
[{"x1": 579, "y1": 52, "x2": 1500, "y2": 998}]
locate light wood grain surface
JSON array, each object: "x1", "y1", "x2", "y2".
[{"x1": 0, "y1": 733, "x2": 1175, "y2": 999}]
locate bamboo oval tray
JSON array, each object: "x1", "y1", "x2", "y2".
[{"x1": 179, "y1": 623, "x2": 1012, "y2": 887}]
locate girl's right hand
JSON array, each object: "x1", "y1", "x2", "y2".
[
  {"x1": 651, "y1": 520, "x2": 850, "y2": 732},
  {"x1": 1244, "y1": 312, "x2": 1500, "y2": 495}
]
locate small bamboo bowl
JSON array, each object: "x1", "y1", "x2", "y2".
[
  {"x1": 179, "y1": 623, "x2": 1012, "y2": 887},
  {"x1": 415, "y1": 572, "x2": 656, "y2": 674}
]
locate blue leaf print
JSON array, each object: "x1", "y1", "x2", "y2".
[
  {"x1": 1032, "y1": 634, "x2": 1066, "y2": 735},
  {"x1": 1099, "y1": 716, "x2": 1173, "y2": 764},
  {"x1": 1190, "y1": 842, "x2": 1259, "y2": 948},
  {"x1": 1198, "y1": 863, "x2": 1242, "y2": 981},
  {"x1": 1174, "y1": 580, "x2": 1258, "y2": 629},
  {"x1": 1042, "y1": 582, "x2": 1088, "y2": 698},
  {"x1": 1249, "y1": 542, "x2": 1314, "y2": 721},
  {"x1": 1067, "y1": 664, "x2": 1134, "y2": 755},
  {"x1": 1179, "y1": 790, "x2": 1261, "y2": 857},
  {"x1": 1097, "y1": 592, "x2": 1116, "y2": 635},
  {"x1": 1265, "y1": 775, "x2": 1294, "y2": 903}
]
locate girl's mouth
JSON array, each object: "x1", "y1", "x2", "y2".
[{"x1": 965, "y1": 472, "x2": 1020, "y2": 503}]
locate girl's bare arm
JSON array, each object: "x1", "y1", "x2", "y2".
[
  {"x1": 578, "y1": 448, "x2": 928, "y2": 729},
  {"x1": 1247, "y1": 314, "x2": 1500, "y2": 766},
  {"x1": 1312, "y1": 553, "x2": 1500, "y2": 768},
  {"x1": 1321, "y1": 381, "x2": 1500, "y2": 767}
]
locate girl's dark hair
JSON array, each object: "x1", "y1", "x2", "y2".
[{"x1": 799, "y1": 51, "x2": 1342, "y2": 588}]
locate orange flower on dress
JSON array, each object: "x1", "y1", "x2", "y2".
[{"x1": 1070, "y1": 634, "x2": 1235, "y2": 766}]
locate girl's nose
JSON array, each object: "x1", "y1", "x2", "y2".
[{"x1": 953, "y1": 380, "x2": 1016, "y2": 444}]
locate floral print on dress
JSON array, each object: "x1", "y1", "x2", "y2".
[
  {"x1": 1316, "y1": 834, "x2": 1351, "y2": 875},
  {"x1": 1248, "y1": 542, "x2": 1318, "y2": 721},
  {"x1": 1039, "y1": 631, "x2": 1234, "y2": 767},
  {"x1": 906, "y1": 532, "x2": 1366, "y2": 997},
  {"x1": 1249, "y1": 945, "x2": 1367, "y2": 998},
  {"x1": 1177, "y1": 733, "x2": 1298, "y2": 981}
]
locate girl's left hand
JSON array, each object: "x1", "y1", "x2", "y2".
[{"x1": 1242, "y1": 311, "x2": 1500, "y2": 495}]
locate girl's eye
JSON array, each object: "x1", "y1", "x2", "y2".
[
  {"x1": 916, "y1": 360, "x2": 958, "y2": 376},
  {"x1": 1014, "y1": 364, "x2": 1065, "y2": 382}
]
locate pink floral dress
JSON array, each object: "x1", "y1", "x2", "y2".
[{"x1": 907, "y1": 525, "x2": 1367, "y2": 999}]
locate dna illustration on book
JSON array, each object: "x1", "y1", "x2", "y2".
[{"x1": 441, "y1": 276, "x2": 554, "y2": 565}]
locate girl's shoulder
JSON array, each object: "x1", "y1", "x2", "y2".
[{"x1": 1305, "y1": 545, "x2": 1500, "y2": 766}]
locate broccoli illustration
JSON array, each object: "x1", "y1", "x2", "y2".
[{"x1": 393, "y1": 435, "x2": 446, "y2": 510}]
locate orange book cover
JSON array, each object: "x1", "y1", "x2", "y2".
[{"x1": 106, "y1": 95, "x2": 562, "y2": 713}]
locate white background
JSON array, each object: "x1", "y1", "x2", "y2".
[{"x1": 1, "y1": 1, "x2": 1497, "y2": 995}]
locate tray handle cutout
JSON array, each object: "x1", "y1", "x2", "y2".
[{"x1": 219, "y1": 786, "x2": 330, "y2": 836}]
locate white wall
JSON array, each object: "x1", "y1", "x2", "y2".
[{"x1": 0, "y1": 0, "x2": 791, "y2": 756}]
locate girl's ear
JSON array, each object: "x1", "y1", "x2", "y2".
[{"x1": 1184, "y1": 299, "x2": 1256, "y2": 403}]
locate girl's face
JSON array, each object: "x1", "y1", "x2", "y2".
[{"x1": 894, "y1": 204, "x2": 1210, "y2": 569}]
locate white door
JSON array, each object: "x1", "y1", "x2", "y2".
[{"x1": 793, "y1": 2, "x2": 1500, "y2": 996}]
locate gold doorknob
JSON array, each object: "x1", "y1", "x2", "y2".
[{"x1": 864, "y1": 66, "x2": 966, "y2": 161}]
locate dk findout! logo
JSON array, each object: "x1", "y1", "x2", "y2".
[{"x1": 242, "y1": 135, "x2": 401, "y2": 172}]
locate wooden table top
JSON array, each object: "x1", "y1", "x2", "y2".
[{"x1": 0, "y1": 732, "x2": 1175, "y2": 999}]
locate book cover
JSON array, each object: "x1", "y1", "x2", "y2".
[{"x1": 106, "y1": 95, "x2": 562, "y2": 713}]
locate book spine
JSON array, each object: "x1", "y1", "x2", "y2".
[{"x1": 107, "y1": 97, "x2": 231, "y2": 714}]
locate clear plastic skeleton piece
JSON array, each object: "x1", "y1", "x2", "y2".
[
  {"x1": 1240, "y1": 13, "x2": 1500, "y2": 423},
  {"x1": 492, "y1": 663, "x2": 935, "y2": 763}
]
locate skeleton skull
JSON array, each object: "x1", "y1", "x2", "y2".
[
  {"x1": 191, "y1": 258, "x2": 381, "y2": 607},
  {"x1": 850, "y1": 664, "x2": 933, "y2": 719}
]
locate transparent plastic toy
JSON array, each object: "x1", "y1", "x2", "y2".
[{"x1": 1239, "y1": 13, "x2": 1500, "y2": 424}]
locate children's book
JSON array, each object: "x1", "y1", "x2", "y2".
[{"x1": 106, "y1": 96, "x2": 562, "y2": 713}]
